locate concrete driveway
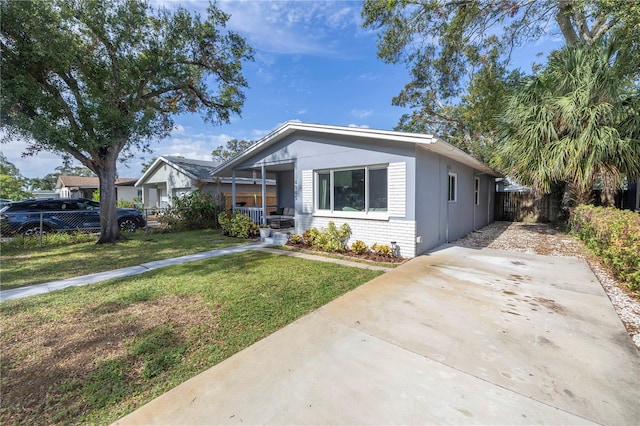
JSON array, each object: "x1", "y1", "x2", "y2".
[{"x1": 115, "y1": 245, "x2": 640, "y2": 425}]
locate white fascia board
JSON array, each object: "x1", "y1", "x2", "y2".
[{"x1": 135, "y1": 156, "x2": 168, "y2": 187}]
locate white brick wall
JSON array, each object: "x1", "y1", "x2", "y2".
[
  {"x1": 298, "y1": 215, "x2": 417, "y2": 258},
  {"x1": 388, "y1": 162, "x2": 406, "y2": 217},
  {"x1": 301, "y1": 170, "x2": 313, "y2": 213}
]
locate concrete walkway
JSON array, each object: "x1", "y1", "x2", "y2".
[
  {"x1": 1, "y1": 242, "x2": 272, "y2": 302},
  {"x1": 115, "y1": 245, "x2": 640, "y2": 425},
  {"x1": 0, "y1": 244, "x2": 391, "y2": 302}
]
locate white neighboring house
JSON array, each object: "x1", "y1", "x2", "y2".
[
  {"x1": 135, "y1": 156, "x2": 274, "y2": 209},
  {"x1": 55, "y1": 175, "x2": 140, "y2": 203}
]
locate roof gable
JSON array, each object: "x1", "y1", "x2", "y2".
[
  {"x1": 136, "y1": 156, "x2": 220, "y2": 186},
  {"x1": 211, "y1": 122, "x2": 499, "y2": 177}
]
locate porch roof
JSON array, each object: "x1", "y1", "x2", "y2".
[{"x1": 210, "y1": 122, "x2": 500, "y2": 178}]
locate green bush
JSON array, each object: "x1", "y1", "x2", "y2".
[
  {"x1": 302, "y1": 228, "x2": 320, "y2": 246},
  {"x1": 218, "y1": 211, "x2": 254, "y2": 239},
  {"x1": 159, "y1": 191, "x2": 221, "y2": 230},
  {"x1": 371, "y1": 243, "x2": 393, "y2": 258},
  {"x1": 313, "y1": 222, "x2": 351, "y2": 253},
  {"x1": 570, "y1": 205, "x2": 640, "y2": 293},
  {"x1": 351, "y1": 240, "x2": 369, "y2": 255},
  {"x1": 289, "y1": 234, "x2": 304, "y2": 245}
]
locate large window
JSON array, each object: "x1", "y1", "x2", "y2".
[{"x1": 316, "y1": 166, "x2": 387, "y2": 213}]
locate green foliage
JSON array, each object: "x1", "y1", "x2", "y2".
[
  {"x1": 211, "y1": 139, "x2": 255, "y2": 163},
  {"x1": 371, "y1": 243, "x2": 393, "y2": 258},
  {"x1": 159, "y1": 191, "x2": 221, "y2": 231},
  {"x1": 351, "y1": 240, "x2": 369, "y2": 255},
  {"x1": 92, "y1": 189, "x2": 101, "y2": 202},
  {"x1": 309, "y1": 222, "x2": 352, "y2": 253},
  {"x1": 1, "y1": 0, "x2": 253, "y2": 243},
  {"x1": 218, "y1": 211, "x2": 253, "y2": 239},
  {"x1": 570, "y1": 205, "x2": 640, "y2": 293},
  {"x1": 0, "y1": 153, "x2": 31, "y2": 200},
  {"x1": 289, "y1": 234, "x2": 304, "y2": 245},
  {"x1": 496, "y1": 41, "x2": 640, "y2": 204},
  {"x1": 361, "y1": 0, "x2": 637, "y2": 162},
  {"x1": 302, "y1": 227, "x2": 321, "y2": 246}
]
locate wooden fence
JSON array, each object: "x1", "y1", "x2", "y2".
[
  {"x1": 495, "y1": 192, "x2": 561, "y2": 222},
  {"x1": 222, "y1": 192, "x2": 277, "y2": 210}
]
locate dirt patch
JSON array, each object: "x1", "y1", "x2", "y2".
[
  {"x1": 454, "y1": 221, "x2": 640, "y2": 351},
  {"x1": 0, "y1": 294, "x2": 219, "y2": 424}
]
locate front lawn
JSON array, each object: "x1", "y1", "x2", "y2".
[
  {"x1": 0, "y1": 250, "x2": 383, "y2": 425},
  {"x1": 0, "y1": 229, "x2": 247, "y2": 290}
]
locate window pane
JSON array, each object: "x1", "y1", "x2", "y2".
[
  {"x1": 369, "y1": 168, "x2": 387, "y2": 211},
  {"x1": 448, "y1": 174, "x2": 456, "y2": 201},
  {"x1": 334, "y1": 169, "x2": 365, "y2": 211},
  {"x1": 318, "y1": 173, "x2": 330, "y2": 210}
]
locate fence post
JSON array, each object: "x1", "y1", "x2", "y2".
[{"x1": 39, "y1": 212, "x2": 43, "y2": 247}]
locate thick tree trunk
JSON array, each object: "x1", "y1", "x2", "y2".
[{"x1": 95, "y1": 158, "x2": 125, "y2": 244}]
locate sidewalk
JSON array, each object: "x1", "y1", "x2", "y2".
[
  {"x1": 1, "y1": 245, "x2": 391, "y2": 302},
  {"x1": 0, "y1": 242, "x2": 267, "y2": 302}
]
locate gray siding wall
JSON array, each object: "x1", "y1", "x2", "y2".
[{"x1": 414, "y1": 148, "x2": 495, "y2": 255}]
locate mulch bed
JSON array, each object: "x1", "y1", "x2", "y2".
[{"x1": 284, "y1": 242, "x2": 406, "y2": 264}]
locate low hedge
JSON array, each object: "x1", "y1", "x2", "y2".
[{"x1": 570, "y1": 205, "x2": 640, "y2": 293}]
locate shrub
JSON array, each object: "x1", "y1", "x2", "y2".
[
  {"x1": 218, "y1": 211, "x2": 254, "y2": 239},
  {"x1": 289, "y1": 234, "x2": 304, "y2": 245},
  {"x1": 351, "y1": 240, "x2": 369, "y2": 255},
  {"x1": 371, "y1": 243, "x2": 393, "y2": 258},
  {"x1": 313, "y1": 222, "x2": 352, "y2": 253},
  {"x1": 570, "y1": 205, "x2": 640, "y2": 293},
  {"x1": 302, "y1": 228, "x2": 320, "y2": 246},
  {"x1": 159, "y1": 191, "x2": 221, "y2": 230}
]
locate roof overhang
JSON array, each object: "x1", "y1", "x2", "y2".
[{"x1": 211, "y1": 121, "x2": 501, "y2": 178}]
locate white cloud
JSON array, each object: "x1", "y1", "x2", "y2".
[
  {"x1": 350, "y1": 109, "x2": 373, "y2": 119},
  {"x1": 297, "y1": 109, "x2": 307, "y2": 115},
  {"x1": 348, "y1": 123, "x2": 370, "y2": 129}
]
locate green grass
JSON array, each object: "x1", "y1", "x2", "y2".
[
  {"x1": 0, "y1": 229, "x2": 248, "y2": 290},
  {"x1": 0, "y1": 250, "x2": 383, "y2": 425}
]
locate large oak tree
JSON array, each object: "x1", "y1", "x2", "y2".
[
  {"x1": 1, "y1": 0, "x2": 253, "y2": 243},
  {"x1": 362, "y1": 0, "x2": 638, "y2": 161}
]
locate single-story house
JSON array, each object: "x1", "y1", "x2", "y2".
[
  {"x1": 56, "y1": 175, "x2": 139, "y2": 202},
  {"x1": 212, "y1": 122, "x2": 501, "y2": 258},
  {"x1": 135, "y1": 156, "x2": 275, "y2": 209}
]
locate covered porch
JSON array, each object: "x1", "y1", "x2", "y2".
[{"x1": 227, "y1": 162, "x2": 296, "y2": 228}]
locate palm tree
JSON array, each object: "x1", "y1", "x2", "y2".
[{"x1": 496, "y1": 41, "x2": 640, "y2": 206}]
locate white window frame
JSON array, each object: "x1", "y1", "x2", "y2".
[
  {"x1": 474, "y1": 177, "x2": 480, "y2": 205},
  {"x1": 314, "y1": 164, "x2": 389, "y2": 219},
  {"x1": 448, "y1": 172, "x2": 457, "y2": 203}
]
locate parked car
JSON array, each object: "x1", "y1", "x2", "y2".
[{"x1": 0, "y1": 198, "x2": 146, "y2": 236}]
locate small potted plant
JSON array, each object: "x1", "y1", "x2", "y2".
[{"x1": 258, "y1": 224, "x2": 271, "y2": 240}]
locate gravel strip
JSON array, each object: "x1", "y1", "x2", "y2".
[{"x1": 454, "y1": 221, "x2": 640, "y2": 351}]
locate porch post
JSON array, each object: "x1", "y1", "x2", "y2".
[
  {"x1": 261, "y1": 164, "x2": 267, "y2": 225},
  {"x1": 231, "y1": 170, "x2": 237, "y2": 213}
]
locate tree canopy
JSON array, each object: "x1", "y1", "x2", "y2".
[
  {"x1": 211, "y1": 139, "x2": 255, "y2": 163},
  {"x1": 496, "y1": 41, "x2": 640, "y2": 204},
  {"x1": 0, "y1": 153, "x2": 32, "y2": 200},
  {"x1": 1, "y1": 0, "x2": 253, "y2": 242},
  {"x1": 361, "y1": 0, "x2": 638, "y2": 157}
]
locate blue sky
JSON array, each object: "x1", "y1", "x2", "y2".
[{"x1": 4, "y1": 0, "x2": 562, "y2": 179}]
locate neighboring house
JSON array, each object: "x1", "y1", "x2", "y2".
[
  {"x1": 212, "y1": 122, "x2": 500, "y2": 258},
  {"x1": 56, "y1": 175, "x2": 139, "y2": 202},
  {"x1": 135, "y1": 156, "x2": 275, "y2": 209},
  {"x1": 627, "y1": 176, "x2": 640, "y2": 211}
]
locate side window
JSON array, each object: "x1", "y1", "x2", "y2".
[{"x1": 448, "y1": 172, "x2": 457, "y2": 202}]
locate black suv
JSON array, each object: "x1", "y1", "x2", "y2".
[{"x1": 0, "y1": 198, "x2": 146, "y2": 236}]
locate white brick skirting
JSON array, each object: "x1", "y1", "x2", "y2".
[
  {"x1": 388, "y1": 162, "x2": 406, "y2": 218},
  {"x1": 297, "y1": 215, "x2": 417, "y2": 258},
  {"x1": 301, "y1": 170, "x2": 313, "y2": 214}
]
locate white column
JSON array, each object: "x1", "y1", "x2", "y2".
[
  {"x1": 261, "y1": 165, "x2": 267, "y2": 225},
  {"x1": 232, "y1": 170, "x2": 237, "y2": 213}
]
